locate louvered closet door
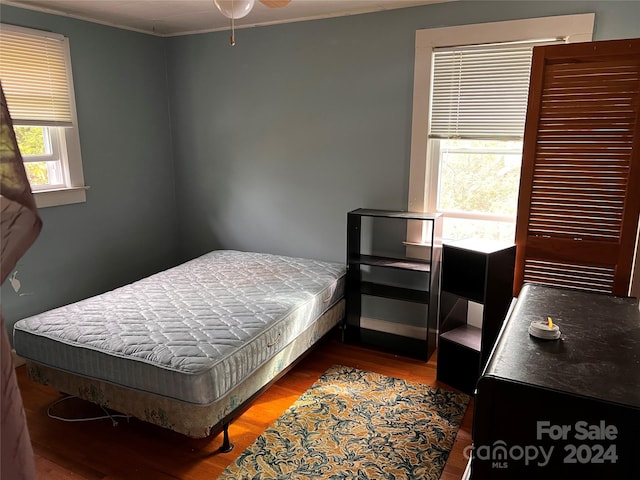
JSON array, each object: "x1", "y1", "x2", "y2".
[{"x1": 514, "y1": 38, "x2": 640, "y2": 296}]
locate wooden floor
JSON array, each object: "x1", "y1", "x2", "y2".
[{"x1": 17, "y1": 332, "x2": 473, "y2": 480}]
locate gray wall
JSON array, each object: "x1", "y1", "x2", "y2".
[
  {"x1": 0, "y1": 6, "x2": 179, "y2": 331},
  {"x1": 166, "y1": 0, "x2": 640, "y2": 266},
  {"x1": 2, "y1": 1, "x2": 639, "y2": 332}
]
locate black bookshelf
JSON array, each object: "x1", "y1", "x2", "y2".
[{"x1": 345, "y1": 208, "x2": 442, "y2": 360}]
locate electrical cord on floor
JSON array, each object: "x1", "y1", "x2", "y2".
[{"x1": 47, "y1": 395, "x2": 130, "y2": 427}]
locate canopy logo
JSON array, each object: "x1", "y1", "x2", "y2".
[
  {"x1": 464, "y1": 441, "x2": 554, "y2": 469},
  {"x1": 467, "y1": 420, "x2": 619, "y2": 469}
]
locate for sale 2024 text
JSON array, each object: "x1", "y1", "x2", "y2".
[
  {"x1": 467, "y1": 420, "x2": 619, "y2": 469},
  {"x1": 537, "y1": 420, "x2": 618, "y2": 465}
]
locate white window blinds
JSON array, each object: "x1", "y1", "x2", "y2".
[
  {"x1": 430, "y1": 40, "x2": 560, "y2": 140},
  {"x1": 0, "y1": 24, "x2": 73, "y2": 126}
]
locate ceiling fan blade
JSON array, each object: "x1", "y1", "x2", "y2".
[{"x1": 259, "y1": 0, "x2": 292, "y2": 8}]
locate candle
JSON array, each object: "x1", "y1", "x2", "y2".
[{"x1": 529, "y1": 317, "x2": 561, "y2": 340}]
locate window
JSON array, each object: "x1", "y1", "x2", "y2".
[
  {"x1": 406, "y1": 14, "x2": 595, "y2": 249},
  {"x1": 432, "y1": 138, "x2": 523, "y2": 241},
  {"x1": 0, "y1": 24, "x2": 86, "y2": 207},
  {"x1": 15, "y1": 126, "x2": 65, "y2": 189}
]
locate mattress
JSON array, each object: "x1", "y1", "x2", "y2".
[
  {"x1": 13, "y1": 250, "x2": 345, "y2": 406},
  {"x1": 24, "y1": 301, "x2": 345, "y2": 438}
]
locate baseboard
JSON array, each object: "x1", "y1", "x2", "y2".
[
  {"x1": 462, "y1": 457, "x2": 472, "y2": 480},
  {"x1": 12, "y1": 349, "x2": 26, "y2": 367}
]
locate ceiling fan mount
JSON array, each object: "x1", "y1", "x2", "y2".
[{"x1": 213, "y1": 0, "x2": 292, "y2": 45}]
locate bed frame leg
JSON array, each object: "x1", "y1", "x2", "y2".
[{"x1": 218, "y1": 423, "x2": 234, "y2": 453}]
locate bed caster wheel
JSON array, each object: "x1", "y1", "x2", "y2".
[{"x1": 219, "y1": 442, "x2": 234, "y2": 453}]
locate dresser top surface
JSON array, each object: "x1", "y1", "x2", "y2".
[{"x1": 483, "y1": 283, "x2": 640, "y2": 408}]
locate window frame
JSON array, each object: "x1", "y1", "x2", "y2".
[
  {"x1": 406, "y1": 14, "x2": 595, "y2": 254},
  {"x1": 430, "y1": 138, "x2": 524, "y2": 223},
  {"x1": 17, "y1": 126, "x2": 65, "y2": 190},
  {"x1": 1, "y1": 23, "x2": 87, "y2": 208}
]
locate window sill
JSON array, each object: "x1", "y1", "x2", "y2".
[{"x1": 33, "y1": 186, "x2": 88, "y2": 208}]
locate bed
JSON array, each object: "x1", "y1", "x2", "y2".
[{"x1": 12, "y1": 250, "x2": 345, "y2": 447}]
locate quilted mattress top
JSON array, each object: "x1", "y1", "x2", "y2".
[{"x1": 13, "y1": 250, "x2": 345, "y2": 382}]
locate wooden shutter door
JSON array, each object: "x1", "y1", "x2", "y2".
[{"x1": 514, "y1": 38, "x2": 640, "y2": 296}]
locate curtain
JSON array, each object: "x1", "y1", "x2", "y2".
[{"x1": 1, "y1": 82, "x2": 42, "y2": 480}]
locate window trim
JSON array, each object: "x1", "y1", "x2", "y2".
[
  {"x1": 1, "y1": 23, "x2": 87, "y2": 208},
  {"x1": 406, "y1": 14, "x2": 595, "y2": 254}
]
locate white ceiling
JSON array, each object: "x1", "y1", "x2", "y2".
[{"x1": 1, "y1": 0, "x2": 448, "y2": 36}]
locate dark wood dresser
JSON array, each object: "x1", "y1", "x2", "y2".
[{"x1": 471, "y1": 283, "x2": 640, "y2": 479}]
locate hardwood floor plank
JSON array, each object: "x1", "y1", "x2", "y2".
[{"x1": 16, "y1": 332, "x2": 473, "y2": 479}]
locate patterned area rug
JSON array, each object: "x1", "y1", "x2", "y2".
[{"x1": 217, "y1": 365, "x2": 470, "y2": 480}]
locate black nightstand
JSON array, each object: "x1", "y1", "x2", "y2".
[{"x1": 437, "y1": 239, "x2": 515, "y2": 394}]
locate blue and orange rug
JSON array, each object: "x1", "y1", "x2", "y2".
[{"x1": 217, "y1": 365, "x2": 469, "y2": 479}]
